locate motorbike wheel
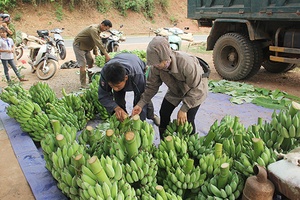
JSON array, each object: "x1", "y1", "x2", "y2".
[
  {"x1": 58, "y1": 44, "x2": 66, "y2": 60},
  {"x1": 113, "y1": 44, "x2": 120, "y2": 52},
  {"x1": 36, "y1": 59, "x2": 58, "y2": 80},
  {"x1": 15, "y1": 47, "x2": 23, "y2": 60}
]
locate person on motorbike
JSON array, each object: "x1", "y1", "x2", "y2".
[
  {"x1": 131, "y1": 36, "x2": 208, "y2": 139},
  {"x1": 73, "y1": 19, "x2": 112, "y2": 89},
  {"x1": 98, "y1": 52, "x2": 160, "y2": 126}
]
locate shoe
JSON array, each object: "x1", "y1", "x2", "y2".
[
  {"x1": 19, "y1": 78, "x2": 28, "y2": 82},
  {"x1": 152, "y1": 114, "x2": 160, "y2": 126}
]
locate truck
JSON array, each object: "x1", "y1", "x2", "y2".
[{"x1": 187, "y1": 0, "x2": 300, "y2": 80}]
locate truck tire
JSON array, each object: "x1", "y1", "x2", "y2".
[
  {"x1": 245, "y1": 41, "x2": 263, "y2": 79},
  {"x1": 262, "y1": 60, "x2": 296, "y2": 73},
  {"x1": 213, "y1": 33, "x2": 255, "y2": 80}
]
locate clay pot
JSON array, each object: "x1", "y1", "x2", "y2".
[{"x1": 242, "y1": 164, "x2": 275, "y2": 200}]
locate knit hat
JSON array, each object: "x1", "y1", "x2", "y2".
[{"x1": 146, "y1": 36, "x2": 172, "y2": 66}]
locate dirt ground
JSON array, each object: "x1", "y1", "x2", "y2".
[{"x1": 0, "y1": 1, "x2": 300, "y2": 200}]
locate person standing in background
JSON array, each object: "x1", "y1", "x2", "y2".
[
  {"x1": 0, "y1": 27, "x2": 27, "y2": 83},
  {"x1": 0, "y1": 14, "x2": 17, "y2": 63},
  {"x1": 73, "y1": 19, "x2": 112, "y2": 89}
]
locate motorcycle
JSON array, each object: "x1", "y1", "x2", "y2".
[
  {"x1": 50, "y1": 28, "x2": 66, "y2": 60},
  {"x1": 100, "y1": 24, "x2": 126, "y2": 53},
  {"x1": 26, "y1": 30, "x2": 58, "y2": 80},
  {"x1": 150, "y1": 25, "x2": 194, "y2": 51}
]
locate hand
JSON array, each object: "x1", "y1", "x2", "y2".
[
  {"x1": 105, "y1": 53, "x2": 111, "y2": 62},
  {"x1": 114, "y1": 106, "x2": 128, "y2": 122},
  {"x1": 177, "y1": 110, "x2": 187, "y2": 125},
  {"x1": 2, "y1": 23, "x2": 8, "y2": 28},
  {"x1": 131, "y1": 105, "x2": 142, "y2": 117}
]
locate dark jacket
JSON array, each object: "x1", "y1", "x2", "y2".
[{"x1": 98, "y1": 53, "x2": 147, "y2": 114}]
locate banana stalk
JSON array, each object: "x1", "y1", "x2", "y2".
[
  {"x1": 203, "y1": 129, "x2": 216, "y2": 146},
  {"x1": 165, "y1": 136, "x2": 175, "y2": 151},
  {"x1": 56, "y1": 134, "x2": 67, "y2": 148},
  {"x1": 132, "y1": 114, "x2": 142, "y2": 130},
  {"x1": 104, "y1": 129, "x2": 114, "y2": 154},
  {"x1": 184, "y1": 158, "x2": 194, "y2": 174},
  {"x1": 214, "y1": 143, "x2": 223, "y2": 158},
  {"x1": 156, "y1": 185, "x2": 168, "y2": 200},
  {"x1": 234, "y1": 134, "x2": 242, "y2": 144},
  {"x1": 73, "y1": 154, "x2": 86, "y2": 171},
  {"x1": 51, "y1": 120, "x2": 61, "y2": 135},
  {"x1": 288, "y1": 101, "x2": 300, "y2": 117},
  {"x1": 252, "y1": 138, "x2": 264, "y2": 160},
  {"x1": 217, "y1": 162, "x2": 230, "y2": 189},
  {"x1": 125, "y1": 131, "x2": 139, "y2": 158},
  {"x1": 88, "y1": 156, "x2": 111, "y2": 187}
]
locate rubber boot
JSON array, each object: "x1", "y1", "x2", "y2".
[
  {"x1": 80, "y1": 69, "x2": 87, "y2": 89},
  {"x1": 159, "y1": 128, "x2": 166, "y2": 140},
  {"x1": 88, "y1": 71, "x2": 93, "y2": 83}
]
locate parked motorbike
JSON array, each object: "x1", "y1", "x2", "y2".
[
  {"x1": 100, "y1": 24, "x2": 126, "y2": 53},
  {"x1": 26, "y1": 30, "x2": 58, "y2": 80},
  {"x1": 50, "y1": 28, "x2": 66, "y2": 60},
  {"x1": 150, "y1": 25, "x2": 194, "y2": 50}
]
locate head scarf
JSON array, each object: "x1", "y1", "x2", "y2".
[{"x1": 146, "y1": 36, "x2": 172, "y2": 66}]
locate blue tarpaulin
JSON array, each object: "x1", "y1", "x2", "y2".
[{"x1": 0, "y1": 85, "x2": 276, "y2": 199}]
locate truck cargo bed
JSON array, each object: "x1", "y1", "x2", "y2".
[{"x1": 188, "y1": 0, "x2": 300, "y2": 22}]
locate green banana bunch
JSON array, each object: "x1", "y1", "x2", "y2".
[
  {"x1": 50, "y1": 142, "x2": 86, "y2": 199},
  {"x1": 0, "y1": 83, "x2": 31, "y2": 104},
  {"x1": 6, "y1": 98, "x2": 52, "y2": 141},
  {"x1": 199, "y1": 153, "x2": 233, "y2": 178},
  {"x1": 79, "y1": 92, "x2": 96, "y2": 121},
  {"x1": 253, "y1": 121, "x2": 286, "y2": 150},
  {"x1": 187, "y1": 134, "x2": 214, "y2": 160},
  {"x1": 168, "y1": 164, "x2": 206, "y2": 190},
  {"x1": 46, "y1": 102, "x2": 80, "y2": 131},
  {"x1": 210, "y1": 115, "x2": 246, "y2": 144},
  {"x1": 98, "y1": 155, "x2": 123, "y2": 181},
  {"x1": 83, "y1": 76, "x2": 110, "y2": 120},
  {"x1": 158, "y1": 135, "x2": 188, "y2": 158},
  {"x1": 198, "y1": 170, "x2": 244, "y2": 200},
  {"x1": 234, "y1": 139, "x2": 277, "y2": 177},
  {"x1": 270, "y1": 103, "x2": 300, "y2": 141},
  {"x1": 59, "y1": 92, "x2": 87, "y2": 130},
  {"x1": 233, "y1": 153, "x2": 255, "y2": 177},
  {"x1": 222, "y1": 138, "x2": 243, "y2": 159},
  {"x1": 164, "y1": 119, "x2": 194, "y2": 139},
  {"x1": 155, "y1": 185, "x2": 183, "y2": 200},
  {"x1": 29, "y1": 82, "x2": 58, "y2": 111},
  {"x1": 122, "y1": 151, "x2": 158, "y2": 198}
]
